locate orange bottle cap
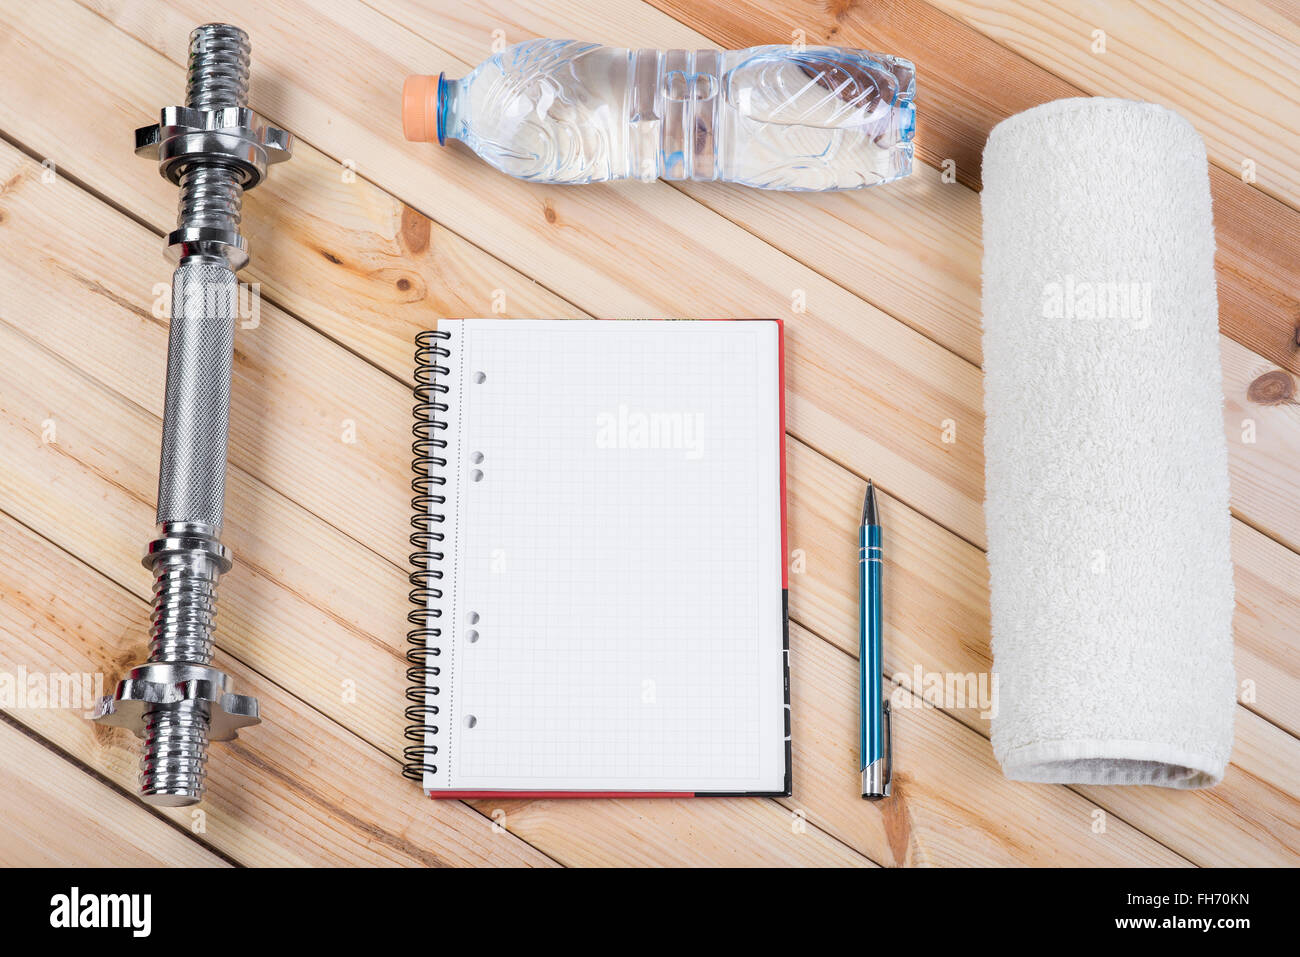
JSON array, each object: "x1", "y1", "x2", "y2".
[{"x1": 402, "y1": 74, "x2": 440, "y2": 142}]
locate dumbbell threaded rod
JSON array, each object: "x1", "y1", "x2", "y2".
[{"x1": 94, "y1": 23, "x2": 290, "y2": 807}]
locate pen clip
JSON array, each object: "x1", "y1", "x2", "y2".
[{"x1": 882, "y1": 699, "x2": 893, "y2": 796}]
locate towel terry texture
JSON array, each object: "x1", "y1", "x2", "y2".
[{"x1": 980, "y1": 98, "x2": 1236, "y2": 789}]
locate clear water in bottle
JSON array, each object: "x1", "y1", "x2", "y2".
[{"x1": 409, "y1": 40, "x2": 916, "y2": 191}]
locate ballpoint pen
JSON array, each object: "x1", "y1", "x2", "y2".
[{"x1": 860, "y1": 480, "x2": 891, "y2": 799}]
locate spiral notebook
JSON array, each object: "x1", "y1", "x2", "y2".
[{"x1": 405, "y1": 319, "x2": 790, "y2": 797}]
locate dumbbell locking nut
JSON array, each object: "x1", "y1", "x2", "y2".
[{"x1": 91, "y1": 23, "x2": 292, "y2": 806}]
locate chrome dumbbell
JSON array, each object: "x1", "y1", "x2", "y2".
[{"x1": 92, "y1": 23, "x2": 292, "y2": 806}]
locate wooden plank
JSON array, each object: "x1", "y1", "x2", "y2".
[
  {"x1": 787, "y1": 387, "x2": 1300, "y2": 743},
  {"x1": 0, "y1": 205, "x2": 1186, "y2": 866},
  {"x1": 8, "y1": 276, "x2": 1286, "y2": 868},
  {"x1": 1216, "y1": 0, "x2": 1300, "y2": 40},
  {"x1": 638, "y1": 0, "x2": 1300, "y2": 377},
  {"x1": 2, "y1": 343, "x2": 1281, "y2": 869},
  {"x1": 787, "y1": 438, "x2": 991, "y2": 679},
  {"x1": 786, "y1": 435, "x2": 1300, "y2": 866},
  {"x1": 0, "y1": 151, "x2": 420, "y2": 566},
  {"x1": 58, "y1": 0, "x2": 1300, "y2": 552},
  {"x1": 0, "y1": 318, "x2": 416, "y2": 760},
  {"x1": 364, "y1": 0, "x2": 984, "y2": 367},
  {"x1": 19, "y1": 110, "x2": 1298, "y2": 747},
  {"x1": 0, "y1": 174, "x2": 871, "y2": 864},
  {"x1": 0, "y1": 310, "x2": 1133, "y2": 867},
  {"x1": 1230, "y1": 520, "x2": 1300, "y2": 727},
  {"x1": 352, "y1": 0, "x2": 1300, "y2": 552},
  {"x1": 0, "y1": 717, "x2": 227, "y2": 866},
  {"x1": 0, "y1": 0, "x2": 580, "y2": 379},
  {"x1": 465, "y1": 794, "x2": 874, "y2": 867},
  {"x1": 366, "y1": 0, "x2": 1300, "y2": 383},
  {"x1": 0, "y1": 0, "x2": 1279, "y2": 863},
  {"x1": 0, "y1": 484, "x2": 1178, "y2": 867},
  {"x1": 924, "y1": 0, "x2": 1300, "y2": 210},
  {"x1": 1076, "y1": 714, "x2": 1300, "y2": 865},
  {"x1": 0, "y1": 252, "x2": 1229, "y2": 867},
  {"x1": 0, "y1": 514, "x2": 554, "y2": 866},
  {"x1": 1223, "y1": 338, "x2": 1300, "y2": 553},
  {"x1": 2, "y1": 16, "x2": 1289, "y2": 858},
  {"x1": 782, "y1": 622, "x2": 1185, "y2": 866},
  {"x1": 62, "y1": 0, "x2": 991, "y2": 547},
  {"x1": 0, "y1": 284, "x2": 869, "y2": 868}
]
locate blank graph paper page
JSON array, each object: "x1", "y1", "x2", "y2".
[{"x1": 424, "y1": 319, "x2": 787, "y2": 795}]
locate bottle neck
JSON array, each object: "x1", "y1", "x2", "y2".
[{"x1": 436, "y1": 73, "x2": 463, "y2": 146}]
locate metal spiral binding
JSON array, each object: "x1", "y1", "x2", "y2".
[{"x1": 404, "y1": 329, "x2": 451, "y2": 781}]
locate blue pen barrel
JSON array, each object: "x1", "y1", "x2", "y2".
[{"x1": 860, "y1": 523, "x2": 884, "y2": 773}]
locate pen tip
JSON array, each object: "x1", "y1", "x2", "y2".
[{"x1": 862, "y1": 480, "x2": 877, "y2": 525}]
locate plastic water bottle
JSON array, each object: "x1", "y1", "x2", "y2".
[{"x1": 403, "y1": 40, "x2": 915, "y2": 190}]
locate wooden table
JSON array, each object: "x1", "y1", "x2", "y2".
[{"x1": 0, "y1": 0, "x2": 1296, "y2": 867}]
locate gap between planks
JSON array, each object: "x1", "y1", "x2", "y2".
[
  {"x1": 359, "y1": 0, "x2": 1300, "y2": 373},
  {"x1": 52, "y1": 0, "x2": 1300, "y2": 560},
  {"x1": 3, "y1": 110, "x2": 1287, "y2": 766},
  {"x1": 0, "y1": 708, "x2": 238, "y2": 866},
  {"x1": 2, "y1": 0, "x2": 1289, "y2": 868},
  {"x1": 0, "y1": 504, "x2": 872, "y2": 866}
]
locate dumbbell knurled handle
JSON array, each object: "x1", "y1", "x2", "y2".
[{"x1": 155, "y1": 261, "x2": 237, "y2": 530}]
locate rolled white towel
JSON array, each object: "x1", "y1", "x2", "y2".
[{"x1": 981, "y1": 98, "x2": 1236, "y2": 789}]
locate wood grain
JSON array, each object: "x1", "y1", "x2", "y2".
[
  {"x1": 788, "y1": 430, "x2": 1300, "y2": 740},
  {"x1": 0, "y1": 0, "x2": 1291, "y2": 866},
  {"x1": 779, "y1": 622, "x2": 1186, "y2": 866},
  {"x1": 641, "y1": 0, "x2": 1300, "y2": 376},
  {"x1": 0, "y1": 512, "x2": 552, "y2": 866},
  {"x1": 0, "y1": 717, "x2": 228, "y2": 866},
  {"x1": 0, "y1": 144, "x2": 1206, "y2": 863},
  {"x1": 0, "y1": 303, "x2": 1158, "y2": 865},
  {"x1": 0, "y1": 267, "x2": 872, "y2": 865},
  {"x1": 0, "y1": 161, "x2": 876, "y2": 863},
  {"x1": 1216, "y1": 0, "x2": 1300, "y2": 42},
  {"x1": 359, "y1": 0, "x2": 1300, "y2": 552},
  {"x1": 0, "y1": 151, "x2": 1286, "y2": 864},
  {"x1": 786, "y1": 436, "x2": 1300, "y2": 866},
  {"x1": 0, "y1": 1, "x2": 583, "y2": 378},
  {"x1": 925, "y1": 0, "x2": 1300, "y2": 209},
  {"x1": 65, "y1": 0, "x2": 994, "y2": 547},
  {"x1": 368, "y1": 0, "x2": 989, "y2": 363},
  {"x1": 57, "y1": 0, "x2": 1300, "y2": 551}
]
